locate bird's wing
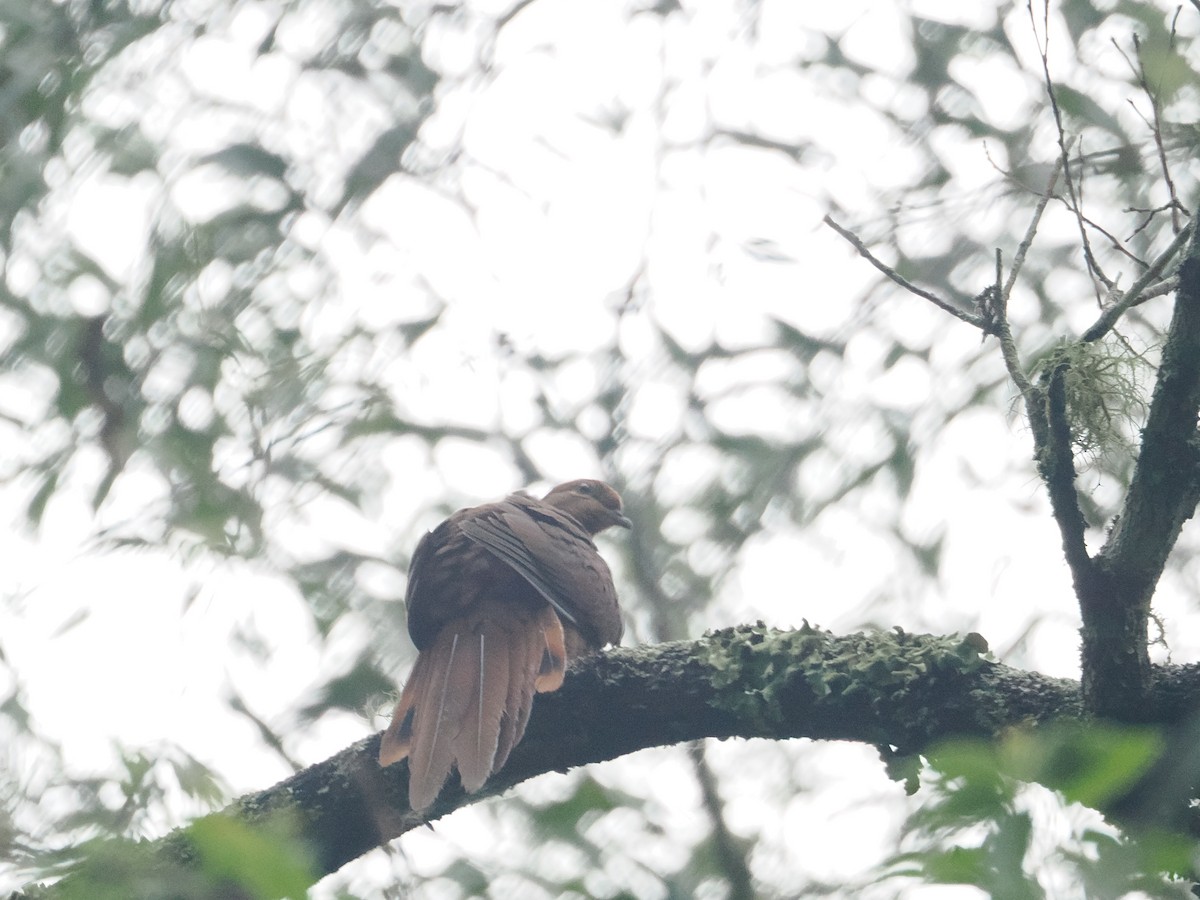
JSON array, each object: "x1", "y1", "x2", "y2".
[{"x1": 459, "y1": 496, "x2": 622, "y2": 647}]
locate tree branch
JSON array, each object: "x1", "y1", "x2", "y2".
[
  {"x1": 13, "y1": 626, "x2": 1077, "y2": 897},
  {"x1": 1002, "y1": 160, "x2": 1061, "y2": 306},
  {"x1": 993, "y1": 163, "x2": 1060, "y2": 399},
  {"x1": 1083, "y1": 225, "x2": 1200, "y2": 716},
  {"x1": 1040, "y1": 361, "x2": 1093, "y2": 576},
  {"x1": 1104, "y1": 224, "x2": 1200, "y2": 569},
  {"x1": 990, "y1": 164, "x2": 1098, "y2": 613},
  {"x1": 1082, "y1": 219, "x2": 1196, "y2": 342},
  {"x1": 24, "y1": 623, "x2": 1200, "y2": 897},
  {"x1": 823, "y1": 215, "x2": 988, "y2": 331}
]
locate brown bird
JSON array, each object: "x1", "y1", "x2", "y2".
[{"x1": 379, "y1": 479, "x2": 629, "y2": 810}]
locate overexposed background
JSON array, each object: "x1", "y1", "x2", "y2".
[{"x1": 1, "y1": 0, "x2": 1197, "y2": 896}]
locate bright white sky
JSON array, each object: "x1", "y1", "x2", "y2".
[{"x1": 2, "y1": 0, "x2": 1197, "y2": 896}]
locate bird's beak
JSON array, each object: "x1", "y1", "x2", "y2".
[{"x1": 614, "y1": 512, "x2": 633, "y2": 529}]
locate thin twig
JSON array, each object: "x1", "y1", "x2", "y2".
[
  {"x1": 1113, "y1": 35, "x2": 1183, "y2": 233},
  {"x1": 1134, "y1": 274, "x2": 1179, "y2": 303},
  {"x1": 1028, "y1": 0, "x2": 1113, "y2": 294},
  {"x1": 989, "y1": 248, "x2": 1024, "y2": 387},
  {"x1": 991, "y1": 162, "x2": 1062, "y2": 400},
  {"x1": 999, "y1": 338, "x2": 1035, "y2": 406},
  {"x1": 822, "y1": 215, "x2": 987, "y2": 330},
  {"x1": 1085, "y1": 210, "x2": 1148, "y2": 263},
  {"x1": 1003, "y1": 160, "x2": 1061, "y2": 303},
  {"x1": 1126, "y1": 202, "x2": 1188, "y2": 241},
  {"x1": 1082, "y1": 219, "x2": 1196, "y2": 342}
]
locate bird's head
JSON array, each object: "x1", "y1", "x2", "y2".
[{"x1": 543, "y1": 479, "x2": 632, "y2": 535}]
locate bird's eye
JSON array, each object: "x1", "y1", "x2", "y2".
[{"x1": 576, "y1": 482, "x2": 594, "y2": 495}]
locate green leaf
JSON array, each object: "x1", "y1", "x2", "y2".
[
  {"x1": 1000, "y1": 723, "x2": 1163, "y2": 809},
  {"x1": 189, "y1": 813, "x2": 316, "y2": 900}
]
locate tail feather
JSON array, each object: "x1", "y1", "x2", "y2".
[
  {"x1": 378, "y1": 694, "x2": 413, "y2": 768},
  {"x1": 378, "y1": 653, "x2": 426, "y2": 767},
  {"x1": 379, "y1": 603, "x2": 572, "y2": 810},
  {"x1": 407, "y1": 631, "x2": 466, "y2": 810},
  {"x1": 495, "y1": 624, "x2": 535, "y2": 773},
  {"x1": 453, "y1": 629, "x2": 511, "y2": 792},
  {"x1": 495, "y1": 605, "x2": 566, "y2": 772}
]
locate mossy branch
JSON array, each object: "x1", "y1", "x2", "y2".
[{"x1": 28, "y1": 624, "x2": 1200, "y2": 899}]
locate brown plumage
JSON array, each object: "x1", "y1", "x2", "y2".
[{"x1": 379, "y1": 479, "x2": 629, "y2": 810}]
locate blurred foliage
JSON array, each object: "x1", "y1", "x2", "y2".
[
  {"x1": 29, "y1": 809, "x2": 316, "y2": 900},
  {"x1": 0, "y1": 0, "x2": 1197, "y2": 896},
  {"x1": 880, "y1": 725, "x2": 1193, "y2": 899}
]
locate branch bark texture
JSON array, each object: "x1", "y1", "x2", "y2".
[{"x1": 1085, "y1": 226, "x2": 1200, "y2": 716}]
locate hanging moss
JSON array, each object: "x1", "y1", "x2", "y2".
[{"x1": 1031, "y1": 338, "x2": 1151, "y2": 464}]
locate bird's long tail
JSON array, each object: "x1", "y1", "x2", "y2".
[{"x1": 378, "y1": 602, "x2": 567, "y2": 810}]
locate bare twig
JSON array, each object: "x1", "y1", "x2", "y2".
[
  {"x1": 1112, "y1": 35, "x2": 1184, "y2": 233},
  {"x1": 992, "y1": 261, "x2": 1029, "y2": 392},
  {"x1": 1127, "y1": 202, "x2": 1189, "y2": 241},
  {"x1": 1028, "y1": 0, "x2": 1113, "y2": 294},
  {"x1": 1134, "y1": 274, "x2": 1180, "y2": 303},
  {"x1": 985, "y1": 151, "x2": 1142, "y2": 267},
  {"x1": 1091, "y1": 216, "x2": 1147, "y2": 263},
  {"x1": 1003, "y1": 160, "x2": 1061, "y2": 304},
  {"x1": 822, "y1": 215, "x2": 987, "y2": 330},
  {"x1": 1126, "y1": 212, "x2": 1160, "y2": 242},
  {"x1": 1082, "y1": 219, "x2": 1196, "y2": 342},
  {"x1": 987, "y1": 162, "x2": 1062, "y2": 402}
]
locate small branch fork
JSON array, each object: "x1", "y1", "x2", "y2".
[
  {"x1": 825, "y1": 166, "x2": 1197, "y2": 720},
  {"x1": 1083, "y1": 219, "x2": 1196, "y2": 342}
]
